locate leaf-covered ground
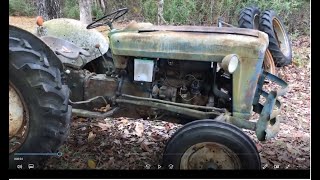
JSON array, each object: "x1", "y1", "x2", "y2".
[{"x1": 9, "y1": 16, "x2": 310, "y2": 170}]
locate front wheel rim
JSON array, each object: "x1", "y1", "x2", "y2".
[{"x1": 180, "y1": 142, "x2": 241, "y2": 169}]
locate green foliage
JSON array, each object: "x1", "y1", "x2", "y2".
[
  {"x1": 163, "y1": 0, "x2": 196, "y2": 25},
  {"x1": 9, "y1": 0, "x2": 36, "y2": 16},
  {"x1": 62, "y1": 0, "x2": 79, "y2": 19},
  {"x1": 141, "y1": 0, "x2": 158, "y2": 23},
  {"x1": 139, "y1": 0, "x2": 309, "y2": 35},
  {"x1": 92, "y1": 5, "x2": 104, "y2": 20},
  {"x1": 8, "y1": 0, "x2": 310, "y2": 35}
]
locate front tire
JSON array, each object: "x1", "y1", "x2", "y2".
[
  {"x1": 162, "y1": 119, "x2": 261, "y2": 169},
  {"x1": 9, "y1": 37, "x2": 72, "y2": 169}
]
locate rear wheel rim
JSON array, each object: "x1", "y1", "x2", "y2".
[
  {"x1": 253, "y1": 14, "x2": 259, "y2": 29},
  {"x1": 272, "y1": 18, "x2": 290, "y2": 57},
  {"x1": 180, "y1": 142, "x2": 241, "y2": 169},
  {"x1": 9, "y1": 81, "x2": 29, "y2": 153},
  {"x1": 263, "y1": 49, "x2": 276, "y2": 74}
]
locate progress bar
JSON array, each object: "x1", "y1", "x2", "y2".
[{"x1": 14, "y1": 152, "x2": 62, "y2": 157}]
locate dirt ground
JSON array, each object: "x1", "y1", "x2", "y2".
[{"x1": 9, "y1": 16, "x2": 310, "y2": 170}]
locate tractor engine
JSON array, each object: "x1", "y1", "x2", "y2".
[
  {"x1": 127, "y1": 58, "x2": 232, "y2": 110},
  {"x1": 65, "y1": 56, "x2": 233, "y2": 117}
]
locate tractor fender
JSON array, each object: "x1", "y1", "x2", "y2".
[
  {"x1": 40, "y1": 36, "x2": 92, "y2": 69},
  {"x1": 9, "y1": 25, "x2": 63, "y2": 71},
  {"x1": 36, "y1": 18, "x2": 109, "y2": 64}
]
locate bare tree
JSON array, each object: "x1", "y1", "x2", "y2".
[
  {"x1": 210, "y1": 0, "x2": 214, "y2": 24},
  {"x1": 37, "y1": 0, "x2": 62, "y2": 21},
  {"x1": 79, "y1": 0, "x2": 93, "y2": 24},
  {"x1": 98, "y1": 0, "x2": 107, "y2": 14}
]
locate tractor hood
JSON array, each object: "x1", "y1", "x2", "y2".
[
  {"x1": 37, "y1": 18, "x2": 109, "y2": 62},
  {"x1": 109, "y1": 23, "x2": 269, "y2": 65}
]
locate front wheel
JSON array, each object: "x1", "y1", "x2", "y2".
[{"x1": 162, "y1": 119, "x2": 261, "y2": 169}]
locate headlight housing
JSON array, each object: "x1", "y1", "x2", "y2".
[{"x1": 221, "y1": 54, "x2": 239, "y2": 74}]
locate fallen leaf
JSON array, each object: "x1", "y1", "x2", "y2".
[
  {"x1": 164, "y1": 123, "x2": 174, "y2": 131},
  {"x1": 151, "y1": 132, "x2": 162, "y2": 140},
  {"x1": 256, "y1": 144, "x2": 262, "y2": 152},
  {"x1": 264, "y1": 150, "x2": 276, "y2": 156},
  {"x1": 122, "y1": 129, "x2": 130, "y2": 138},
  {"x1": 114, "y1": 139, "x2": 121, "y2": 145},
  {"x1": 119, "y1": 118, "x2": 129, "y2": 124},
  {"x1": 137, "y1": 137, "x2": 144, "y2": 143},
  {"x1": 80, "y1": 127, "x2": 87, "y2": 131},
  {"x1": 93, "y1": 122, "x2": 112, "y2": 131},
  {"x1": 141, "y1": 142, "x2": 151, "y2": 152},
  {"x1": 286, "y1": 144, "x2": 298, "y2": 155},
  {"x1": 153, "y1": 126, "x2": 165, "y2": 130},
  {"x1": 87, "y1": 131, "x2": 96, "y2": 143},
  {"x1": 134, "y1": 122, "x2": 144, "y2": 137},
  {"x1": 88, "y1": 159, "x2": 96, "y2": 169},
  {"x1": 301, "y1": 146, "x2": 310, "y2": 152}
]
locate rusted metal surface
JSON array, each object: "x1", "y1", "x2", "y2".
[
  {"x1": 263, "y1": 49, "x2": 276, "y2": 74},
  {"x1": 139, "y1": 26, "x2": 259, "y2": 37},
  {"x1": 84, "y1": 74, "x2": 118, "y2": 100},
  {"x1": 231, "y1": 49, "x2": 266, "y2": 120},
  {"x1": 112, "y1": 55, "x2": 129, "y2": 69},
  {"x1": 180, "y1": 142, "x2": 241, "y2": 169},
  {"x1": 121, "y1": 94, "x2": 226, "y2": 112},
  {"x1": 122, "y1": 21, "x2": 153, "y2": 31},
  {"x1": 83, "y1": 74, "x2": 150, "y2": 100},
  {"x1": 65, "y1": 69, "x2": 88, "y2": 101},
  {"x1": 110, "y1": 30, "x2": 268, "y2": 67},
  {"x1": 265, "y1": 116, "x2": 281, "y2": 140},
  {"x1": 253, "y1": 71, "x2": 288, "y2": 140},
  {"x1": 72, "y1": 107, "x2": 119, "y2": 118},
  {"x1": 115, "y1": 99, "x2": 219, "y2": 119}
]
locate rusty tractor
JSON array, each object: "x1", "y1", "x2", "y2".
[{"x1": 9, "y1": 7, "x2": 291, "y2": 169}]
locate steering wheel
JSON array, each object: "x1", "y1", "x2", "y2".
[{"x1": 86, "y1": 8, "x2": 128, "y2": 29}]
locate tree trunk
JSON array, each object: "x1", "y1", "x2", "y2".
[
  {"x1": 210, "y1": 0, "x2": 214, "y2": 25},
  {"x1": 100, "y1": 0, "x2": 106, "y2": 14},
  {"x1": 37, "y1": 0, "x2": 61, "y2": 21},
  {"x1": 79, "y1": 0, "x2": 92, "y2": 24},
  {"x1": 157, "y1": 0, "x2": 166, "y2": 25}
]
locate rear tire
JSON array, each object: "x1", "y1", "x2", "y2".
[
  {"x1": 162, "y1": 119, "x2": 261, "y2": 169},
  {"x1": 9, "y1": 37, "x2": 72, "y2": 169},
  {"x1": 238, "y1": 6, "x2": 260, "y2": 30},
  {"x1": 259, "y1": 10, "x2": 292, "y2": 67},
  {"x1": 238, "y1": 6, "x2": 277, "y2": 74}
]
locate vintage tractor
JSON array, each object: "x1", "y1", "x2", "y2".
[{"x1": 9, "y1": 7, "x2": 289, "y2": 169}]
